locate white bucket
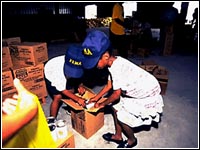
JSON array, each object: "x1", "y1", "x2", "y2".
[{"x1": 56, "y1": 120, "x2": 68, "y2": 139}]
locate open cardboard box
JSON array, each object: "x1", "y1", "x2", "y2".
[{"x1": 61, "y1": 86, "x2": 107, "y2": 139}]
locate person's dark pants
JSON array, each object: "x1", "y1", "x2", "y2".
[{"x1": 110, "y1": 31, "x2": 128, "y2": 58}]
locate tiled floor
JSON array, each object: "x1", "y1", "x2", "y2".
[{"x1": 41, "y1": 41, "x2": 198, "y2": 148}]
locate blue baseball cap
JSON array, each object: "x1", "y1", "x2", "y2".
[
  {"x1": 64, "y1": 44, "x2": 84, "y2": 78},
  {"x1": 82, "y1": 30, "x2": 110, "y2": 69}
]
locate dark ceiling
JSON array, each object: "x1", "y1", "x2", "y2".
[{"x1": 2, "y1": 2, "x2": 190, "y2": 42}]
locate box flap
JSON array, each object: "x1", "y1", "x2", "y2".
[{"x1": 62, "y1": 99, "x2": 84, "y2": 111}]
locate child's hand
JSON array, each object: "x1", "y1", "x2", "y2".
[
  {"x1": 88, "y1": 96, "x2": 99, "y2": 103},
  {"x1": 78, "y1": 98, "x2": 86, "y2": 108},
  {"x1": 78, "y1": 85, "x2": 86, "y2": 96},
  {"x1": 13, "y1": 78, "x2": 37, "y2": 110},
  {"x1": 94, "y1": 102, "x2": 104, "y2": 109},
  {"x1": 2, "y1": 78, "x2": 38, "y2": 115}
]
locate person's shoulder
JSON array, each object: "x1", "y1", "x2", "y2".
[
  {"x1": 46, "y1": 55, "x2": 65, "y2": 63},
  {"x1": 45, "y1": 55, "x2": 65, "y2": 69}
]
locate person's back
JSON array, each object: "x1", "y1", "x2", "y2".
[
  {"x1": 108, "y1": 56, "x2": 160, "y2": 98},
  {"x1": 110, "y1": 2, "x2": 127, "y2": 58}
]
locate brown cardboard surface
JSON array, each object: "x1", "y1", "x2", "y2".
[
  {"x1": 12, "y1": 63, "x2": 48, "y2": 99},
  {"x1": 159, "y1": 81, "x2": 168, "y2": 95},
  {"x1": 139, "y1": 65, "x2": 158, "y2": 73},
  {"x1": 9, "y1": 42, "x2": 48, "y2": 66},
  {"x1": 55, "y1": 131, "x2": 75, "y2": 148},
  {"x1": 62, "y1": 88, "x2": 106, "y2": 139},
  {"x1": 2, "y1": 70, "x2": 16, "y2": 101},
  {"x1": 153, "y1": 66, "x2": 168, "y2": 81},
  {"x1": 3, "y1": 37, "x2": 21, "y2": 46},
  {"x1": 71, "y1": 110, "x2": 104, "y2": 139},
  {"x1": 163, "y1": 33, "x2": 174, "y2": 56},
  {"x1": 141, "y1": 60, "x2": 157, "y2": 65},
  {"x1": 2, "y1": 47, "x2": 13, "y2": 71}
]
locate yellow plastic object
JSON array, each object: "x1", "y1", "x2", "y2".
[{"x1": 3, "y1": 79, "x2": 56, "y2": 148}]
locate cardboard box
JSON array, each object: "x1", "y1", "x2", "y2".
[
  {"x1": 139, "y1": 65, "x2": 158, "y2": 74},
  {"x1": 2, "y1": 47, "x2": 13, "y2": 71},
  {"x1": 137, "y1": 48, "x2": 150, "y2": 57},
  {"x1": 2, "y1": 37, "x2": 21, "y2": 46},
  {"x1": 153, "y1": 66, "x2": 168, "y2": 95},
  {"x1": 2, "y1": 70, "x2": 15, "y2": 96},
  {"x1": 163, "y1": 33, "x2": 174, "y2": 56},
  {"x1": 141, "y1": 60, "x2": 157, "y2": 66},
  {"x1": 139, "y1": 64, "x2": 168, "y2": 95},
  {"x1": 2, "y1": 70, "x2": 17, "y2": 101},
  {"x1": 153, "y1": 66, "x2": 168, "y2": 82},
  {"x1": 140, "y1": 60, "x2": 158, "y2": 73},
  {"x1": 55, "y1": 131, "x2": 75, "y2": 148},
  {"x1": 9, "y1": 42, "x2": 48, "y2": 66},
  {"x1": 159, "y1": 81, "x2": 168, "y2": 95},
  {"x1": 11, "y1": 63, "x2": 48, "y2": 100},
  {"x1": 62, "y1": 88, "x2": 106, "y2": 139}
]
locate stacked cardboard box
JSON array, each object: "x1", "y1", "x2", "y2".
[
  {"x1": 163, "y1": 25, "x2": 174, "y2": 56},
  {"x1": 152, "y1": 66, "x2": 168, "y2": 95},
  {"x1": 2, "y1": 47, "x2": 13, "y2": 71},
  {"x1": 2, "y1": 70, "x2": 17, "y2": 100},
  {"x1": 11, "y1": 63, "x2": 48, "y2": 101},
  {"x1": 137, "y1": 48, "x2": 150, "y2": 58},
  {"x1": 140, "y1": 60, "x2": 158, "y2": 74},
  {"x1": 139, "y1": 60, "x2": 168, "y2": 95},
  {"x1": 2, "y1": 37, "x2": 21, "y2": 46},
  {"x1": 2, "y1": 37, "x2": 48, "y2": 103},
  {"x1": 9, "y1": 42, "x2": 48, "y2": 66},
  {"x1": 62, "y1": 87, "x2": 106, "y2": 139}
]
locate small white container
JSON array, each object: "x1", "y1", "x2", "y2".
[
  {"x1": 56, "y1": 120, "x2": 68, "y2": 139},
  {"x1": 48, "y1": 123, "x2": 57, "y2": 141}
]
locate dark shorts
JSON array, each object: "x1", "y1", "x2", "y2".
[
  {"x1": 45, "y1": 76, "x2": 82, "y2": 99},
  {"x1": 45, "y1": 77, "x2": 61, "y2": 98}
]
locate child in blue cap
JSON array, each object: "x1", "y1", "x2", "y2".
[
  {"x1": 44, "y1": 44, "x2": 87, "y2": 118},
  {"x1": 82, "y1": 30, "x2": 164, "y2": 148}
]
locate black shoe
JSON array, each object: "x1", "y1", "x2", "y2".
[
  {"x1": 102, "y1": 132, "x2": 123, "y2": 144},
  {"x1": 117, "y1": 139, "x2": 138, "y2": 148}
]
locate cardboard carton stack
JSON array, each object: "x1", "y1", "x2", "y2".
[
  {"x1": 2, "y1": 70, "x2": 17, "y2": 100},
  {"x1": 163, "y1": 25, "x2": 174, "y2": 56},
  {"x1": 137, "y1": 48, "x2": 151, "y2": 58},
  {"x1": 139, "y1": 60, "x2": 169, "y2": 95},
  {"x1": 2, "y1": 37, "x2": 21, "y2": 46},
  {"x1": 2, "y1": 37, "x2": 48, "y2": 103},
  {"x1": 62, "y1": 87, "x2": 106, "y2": 139}
]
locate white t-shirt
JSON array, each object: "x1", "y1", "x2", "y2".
[
  {"x1": 108, "y1": 56, "x2": 161, "y2": 98},
  {"x1": 44, "y1": 55, "x2": 66, "y2": 91}
]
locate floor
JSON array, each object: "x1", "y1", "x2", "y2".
[{"x1": 41, "y1": 41, "x2": 198, "y2": 148}]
